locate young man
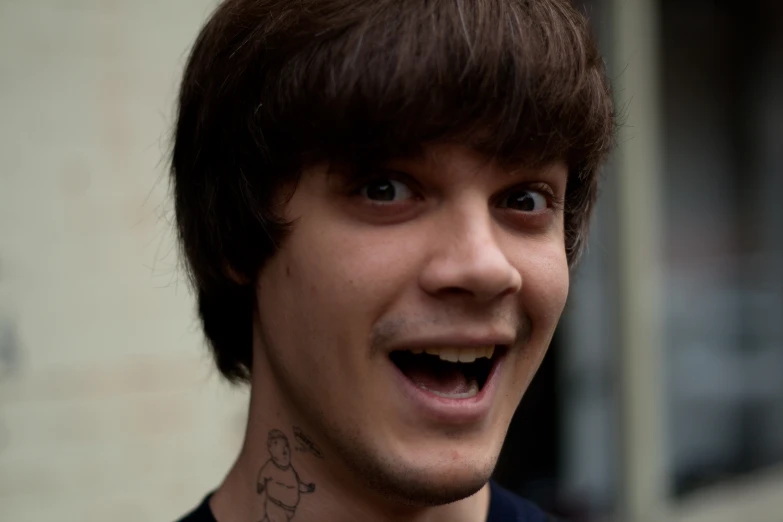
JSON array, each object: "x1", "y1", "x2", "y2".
[{"x1": 172, "y1": 0, "x2": 614, "y2": 520}]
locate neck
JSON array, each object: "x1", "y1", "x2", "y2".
[{"x1": 209, "y1": 371, "x2": 490, "y2": 522}]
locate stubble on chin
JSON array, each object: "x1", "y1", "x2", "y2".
[{"x1": 323, "y1": 423, "x2": 496, "y2": 508}]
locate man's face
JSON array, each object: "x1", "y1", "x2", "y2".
[{"x1": 254, "y1": 142, "x2": 570, "y2": 505}]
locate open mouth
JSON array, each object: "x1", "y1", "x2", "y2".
[{"x1": 389, "y1": 345, "x2": 506, "y2": 399}]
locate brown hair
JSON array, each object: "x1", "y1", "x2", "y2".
[{"x1": 171, "y1": 0, "x2": 615, "y2": 383}]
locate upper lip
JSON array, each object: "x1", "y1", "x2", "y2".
[{"x1": 386, "y1": 333, "x2": 516, "y2": 353}]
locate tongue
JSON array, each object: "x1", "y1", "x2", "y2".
[{"x1": 405, "y1": 363, "x2": 471, "y2": 395}]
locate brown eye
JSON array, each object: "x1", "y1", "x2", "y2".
[
  {"x1": 499, "y1": 189, "x2": 548, "y2": 212},
  {"x1": 360, "y1": 179, "x2": 414, "y2": 202}
]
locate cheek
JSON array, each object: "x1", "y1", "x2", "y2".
[
  {"x1": 502, "y1": 245, "x2": 568, "y2": 396},
  {"x1": 255, "y1": 222, "x2": 419, "y2": 382},
  {"x1": 273, "y1": 224, "x2": 420, "y2": 327},
  {"x1": 519, "y1": 243, "x2": 570, "y2": 335}
]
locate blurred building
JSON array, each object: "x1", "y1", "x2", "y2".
[
  {"x1": 0, "y1": 2, "x2": 248, "y2": 521},
  {"x1": 0, "y1": 1, "x2": 781, "y2": 522}
]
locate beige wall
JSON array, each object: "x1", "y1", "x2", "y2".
[{"x1": 0, "y1": 2, "x2": 248, "y2": 520}]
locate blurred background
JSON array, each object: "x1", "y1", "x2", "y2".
[{"x1": 0, "y1": 1, "x2": 781, "y2": 521}]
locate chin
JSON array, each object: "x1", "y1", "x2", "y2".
[
  {"x1": 336, "y1": 438, "x2": 497, "y2": 507},
  {"x1": 376, "y1": 462, "x2": 492, "y2": 507}
]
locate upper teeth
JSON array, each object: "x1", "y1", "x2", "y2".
[{"x1": 408, "y1": 345, "x2": 495, "y2": 363}]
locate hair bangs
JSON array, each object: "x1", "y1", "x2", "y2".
[{"x1": 253, "y1": 0, "x2": 613, "y2": 171}]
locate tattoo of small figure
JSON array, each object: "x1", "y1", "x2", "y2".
[
  {"x1": 256, "y1": 429, "x2": 315, "y2": 522},
  {"x1": 293, "y1": 426, "x2": 324, "y2": 459}
]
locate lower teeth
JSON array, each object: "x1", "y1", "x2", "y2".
[{"x1": 417, "y1": 378, "x2": 480, "y2": 399}]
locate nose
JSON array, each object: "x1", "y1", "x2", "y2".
[{"x1": 418, "y1": 207, "x2": 522, "y2": 303}]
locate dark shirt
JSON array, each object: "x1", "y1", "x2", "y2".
[{"x1": 176, "y1": 481, "x2": 557, "y2": 521}]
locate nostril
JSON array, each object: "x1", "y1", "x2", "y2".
[{"x1": 440, "y1": 286, "x2": 475, "y2": 297}]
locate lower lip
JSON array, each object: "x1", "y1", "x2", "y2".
[{"x1": 390, "y1": 351, "x2": 505, "y2": 426}]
